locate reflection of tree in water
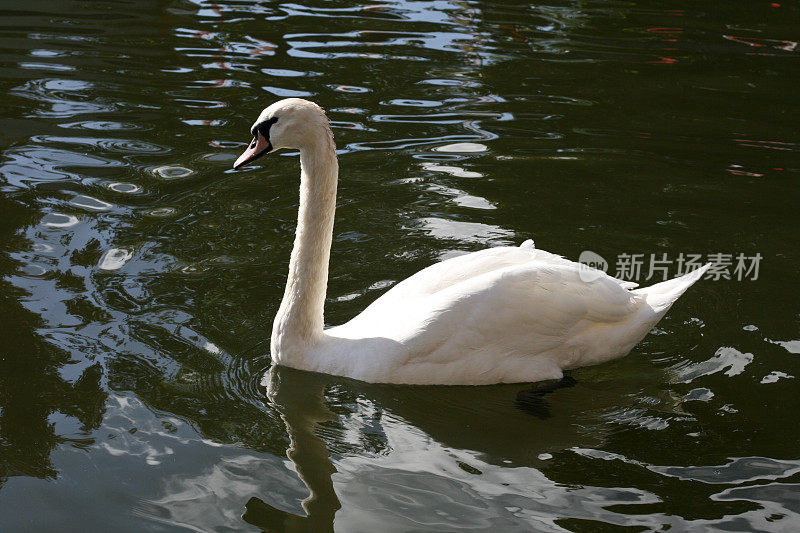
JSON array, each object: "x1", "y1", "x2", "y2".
[{"x1": 0, "y1": 196, "x2": 106, "y2": 485}]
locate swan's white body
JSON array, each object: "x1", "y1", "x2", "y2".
[{"x1": 237, "y1": 99, "x2": 708, "y2": 385}]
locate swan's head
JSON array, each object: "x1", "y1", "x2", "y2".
[{"x1": 233, "y1": 98, "x2": 332, "y2": 169}]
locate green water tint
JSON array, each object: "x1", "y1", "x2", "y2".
[{"x1": 1, "y1": 0, "x2": 799, "y2": 530}]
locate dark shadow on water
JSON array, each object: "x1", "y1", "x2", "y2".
[{"x1": 515, "y1": 375, "x2": 578, "y2": 419}]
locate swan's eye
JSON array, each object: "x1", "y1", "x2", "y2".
[{"x1": 254, "y1": 116, "x2": 279, "y2": 139}]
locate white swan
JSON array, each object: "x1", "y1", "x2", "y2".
[{"x1": 233, "y1": 98, "x2": 708, "y2": 385}]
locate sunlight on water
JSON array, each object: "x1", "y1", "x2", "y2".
[{"x1": 1, "y1": 0, "x2": 799, "y2": 530}]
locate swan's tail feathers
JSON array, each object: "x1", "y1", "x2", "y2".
[
  {"x1": 520, "y1": 239, "x2": 535, "y2": 249},
  {"x1": 632, "y1": 263, "x2": 710, "y2": 314}
]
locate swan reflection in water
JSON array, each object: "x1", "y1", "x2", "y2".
[
  {"x1": 243, "y1": 363, "x2": 673, "y2": 531},
  {"x1": 244, "y1": 367, "x2": 340, "y2": 531}
]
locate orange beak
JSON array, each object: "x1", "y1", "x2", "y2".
[{"x1": 234, "y1": 131, "x2": 272, "y2": 169}]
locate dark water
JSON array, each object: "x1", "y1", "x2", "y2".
[{"x1": 1, "y1": 0, "x2": 799, "y2": 530}]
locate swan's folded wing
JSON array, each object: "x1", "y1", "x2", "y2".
[
  {"x1": 385, "y1": 246, "x2": 535, "y2": 296},
  {"x1": 390, "y1": 261, "x2": 642, "y2": 374},
  {"x1": 357, "y1": 244, "x2": 580, "y2": 315}
]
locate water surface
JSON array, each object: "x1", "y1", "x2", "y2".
[{"x1": 1, "y1": 0, "x2": 799, "y2": 530}]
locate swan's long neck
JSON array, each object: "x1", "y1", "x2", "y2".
[{"x1": 272, "y1": 126, "x2": 338, "y2": 360}]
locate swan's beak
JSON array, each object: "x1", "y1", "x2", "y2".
[{"x1": 233, "y1": 131, "x2": 272, "y2": 169}]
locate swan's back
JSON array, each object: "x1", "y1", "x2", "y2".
[{"x1": 352, "y1": 241, "x2": 571, "y2": 313}]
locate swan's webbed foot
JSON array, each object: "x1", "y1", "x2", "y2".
[
  {"x1": 522, "y1": 375, "x2": 577, "y2": 395},
  {"x1": 514, "y1": 376, "x2": 577, "y2": 419}
]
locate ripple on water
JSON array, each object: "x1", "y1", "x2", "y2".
[
  {"x1": 713, "y1": 483, "x2": 800, "y2": 522},
  {"x1": 434, "y1": 142, "x2": 488, "y2": 153},
  {"x1": 30, "y1": 49, "x2": 64, "y2": 57},
  {"x1": 70, "y1": 195, "x2": 113, "y2": 211},
  {"x1": 425, "y1": 183, "x2": 496, "y2": 210},
  {"x1": 329, "y1": 84, "x2": 370, "y2": 93},
  {"x1": 182, "y1": 119, "x2": 228, "y2": 127},
  {"x1": 42, "y1": 213, "x2": 79, "y2": 228},
  {"x1": 179, "y1": 264, "x2": 212, "y2": 275},
  {"x1": 651, "y1": 457, "x2": 800, "y2": 485},
  {"x1": 198, "y1": 152, "x2": 232, "y2": 163},
  {"x1": 574, "y1": 448, "x2": 800, "y2": 487},
  {"x1": 35, "y1": 135, "x2": 167, "y2": 154},
  {"x1": 683, "y1": 387, "x2": 714, "y2": 402},
  {"x1": 19, "y1": 62, "x2": 75, "y2": 72},
  {"x1": 421, "y1": 162, "x2": 482, "y2": 178},
  {"x1": 31, "y1": 243, "x2": 54, "y2": 253},
  {"x1": 98, "y1": 248, "x2": 133, "y2": 271},
  {"x1": 146, "y1": 207, "x2": 177, "y2": 218},
  {"x1": 767, "y1": 338, "x2": 800, "y2": 354},
  {"x1": 98, "y1": 139, "x2": 166, "y2": 154},
  {"x1": 152, "y1": 166, "x2": 195, "y2": 180},
  {"x1": 11, "y1": 78, "x2": 111, "y2": 117},
  {"x1": 261, "y1": 67, "x2": 319, "y2": 77},
  {"x1": 672, "y1": 347, "x2": 754, "y2": 383},
  {"x1": 418, "y1": 217, "x2": 514, "y2": 246},
  {"x1": 108, "y1": 182, "x2": 141, "y2": 193},
  {"x1": 419, "y1": 78, "x2": 481, "y2": 88},
  {"x1": 760, "y1": 371, "x2": 794, "y2": 384},
  {"x1": 384, "y1": 98, "x2": 442, "y2": 107},
  {"x1": 261, "y1": 86, "x2": 313, "y2": 98},
  {"x1": 59, "y1": 120, "x2": 143, "y2": 131},
  {"x1": 19, "y1": 264, "x2": 48, "y2": 277}
]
